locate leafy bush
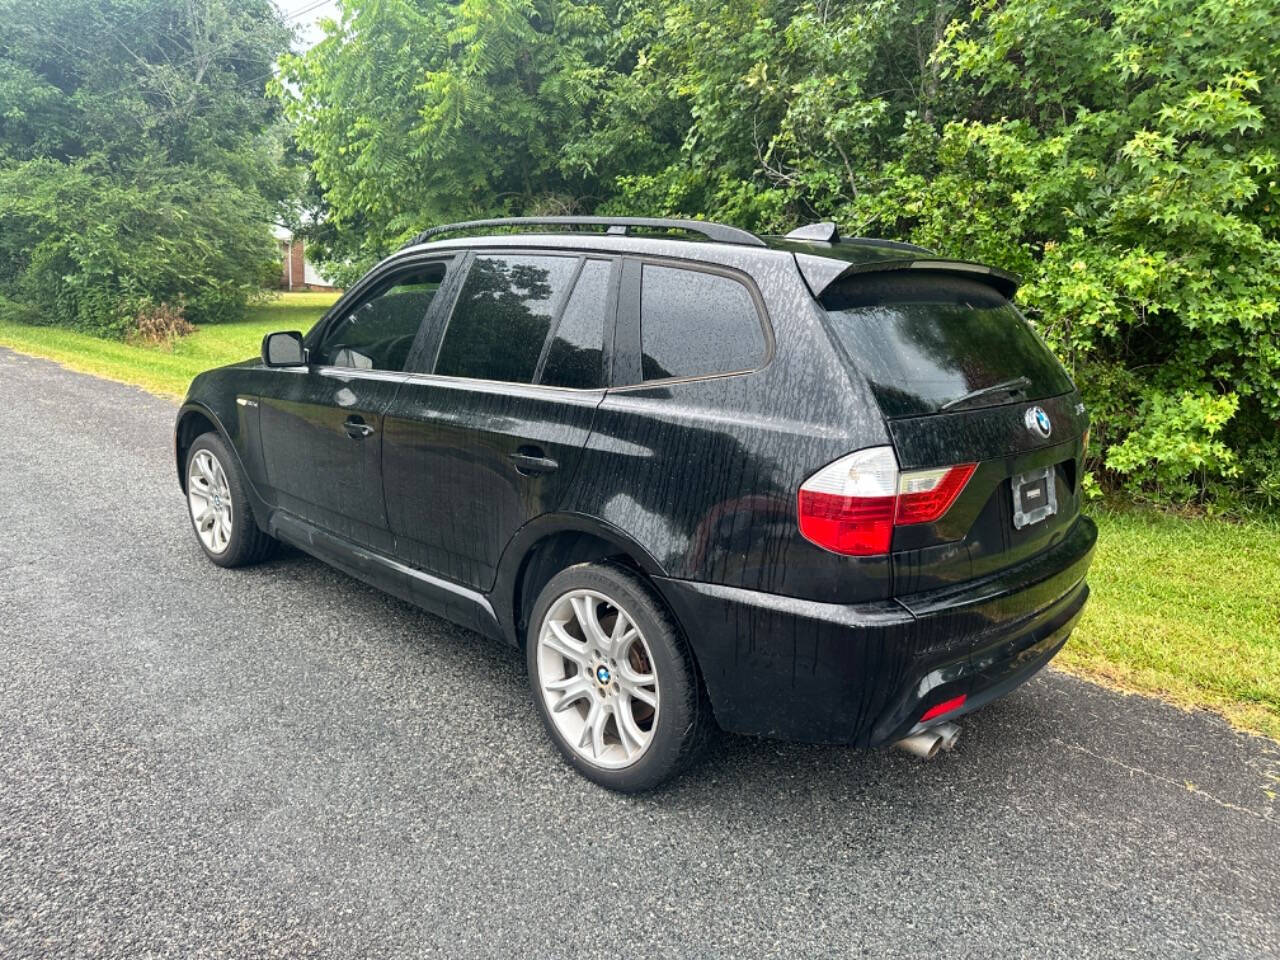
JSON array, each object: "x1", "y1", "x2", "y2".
[
  {"x1": 1105, "y1": 390, "x2": 1239, "y2": 501},
  {"x1": 0, "y1": 159, "x2": 279, "y2": 336},
  {"x1": 0, "y1": 0, "x2": 293, "y2": 336},
  {"x1": 852, "y1": 0, "x2": 1280, "y2": 505}
]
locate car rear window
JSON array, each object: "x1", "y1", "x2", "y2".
[
  {"x1": 640, "y1": 265, "x2": 765, "y2": 381},
  {"x1": 821, "y1": 273, "x2": 1073, "y2": 418}
]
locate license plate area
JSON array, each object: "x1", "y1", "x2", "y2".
[{"x1": 1012, "y1": 465, "x2": 1057, "y2": 530}]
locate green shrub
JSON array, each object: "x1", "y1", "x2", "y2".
[
  {"x1": 1105, "y1": 390, "x2": 1239, "y2": 501},
  {"x1": 0, "y1": 159, "x2": 279, "y2": 336},
  {"x1": 0, "y1": 0, "x2": 292, "y2": 336}
]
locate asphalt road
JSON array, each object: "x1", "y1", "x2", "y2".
[{"x1": 1, "y1": 347, "x2": 1277, "y2": 959}]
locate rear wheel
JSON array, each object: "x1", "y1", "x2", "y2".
[
  {"x1": 185, "y1": 432, "x2": 276, "y2": 568},
  {"x1": 527, "y1": 562, "x2": 712, "y2": 791}
]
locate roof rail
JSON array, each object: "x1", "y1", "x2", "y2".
[{"x1": 407, "y1": 216, "x2": 765, "y2": 248}]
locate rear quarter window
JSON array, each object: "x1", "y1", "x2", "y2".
[
  {"x1": 434, "y1": 254, "x2": 578, "y2": 384},
  {"x1": 639, "y1": 265, "x2": 766, "y2": 381},
  {"x1": 821, "y1": 273, "x2": 1073, "y2": 417},
  {"x1": 539, "y1": 258, "x2": 611, "y2": 389}
]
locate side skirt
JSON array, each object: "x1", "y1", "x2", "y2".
[{"x1": 269, "y1": 511, "x2": 504, "y2": 642}]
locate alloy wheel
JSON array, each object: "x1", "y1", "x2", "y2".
[
  {"x1": 535, "y1": 589, "x2": 660, "y2": 769},
  {"x1": 187, "y1": 449, "x2": 233, "y2": 554}
]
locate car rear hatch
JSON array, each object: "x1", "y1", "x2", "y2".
[{"x1": 818, "y1": 269, "x2": 1090, "y2": 599}]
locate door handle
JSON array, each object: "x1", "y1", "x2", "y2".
[
  {"x1": 510, "y1": 447, "x2": 558, "y2": 476},
  {"x1": 344, "y1": 416, "x2": 375, "y2": 439}
]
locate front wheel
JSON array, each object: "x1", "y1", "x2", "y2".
[
  {"x1": 527, "y1": 562, "x2": 713, "y2": 792},
  {"x1": 184, "y1": 431, "x2": 276, "y2": 568}
]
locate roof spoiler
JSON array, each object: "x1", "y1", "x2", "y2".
[
  {"x1": 785, "y1": 222, "x2": 933, "y2": 255},
  {"x1": 794, "y1": 252, "x2": 1021, "y2": 300}
]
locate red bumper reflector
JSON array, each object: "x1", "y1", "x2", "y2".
[{"x1": 920, "y1": 694, "x2": 967, "y2": 722}]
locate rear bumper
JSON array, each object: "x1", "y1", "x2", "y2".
[{"x1": 654, "y1": 515, "x2": 1097, "y2": 746}]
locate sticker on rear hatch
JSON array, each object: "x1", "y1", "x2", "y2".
[{"x1": 1012, "y1": 465, "x2": 1057, "y2": 530}]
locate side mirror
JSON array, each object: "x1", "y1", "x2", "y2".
[{"x1": 262, "y1": 330, "x2": 306, "y2": 367}]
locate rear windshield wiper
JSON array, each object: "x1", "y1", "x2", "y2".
[{"x1": 940, "y1": 376, "x2": 1032, "y2": 412}]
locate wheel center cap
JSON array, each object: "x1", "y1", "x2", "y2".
[
  {"x1": 595, "y1": 665, "x2": 611, "y2": 685},
  {"x1": 213, "y1": 495, "x2": 222, "y2": 508}
]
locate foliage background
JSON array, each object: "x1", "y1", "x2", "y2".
[
  {"x1": 276, "y1": 0, "x2": 1280, "y2": 505},
  {"x1": 0, "y1": 0, "x2": 294, "y2": 336},
  {"x1": 2, "y1": 0, "x2": 1277, "y2": 503}
]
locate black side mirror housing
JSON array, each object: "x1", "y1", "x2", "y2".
[{"x1": 262, "y1": 330, "x2": 307, "y2": 367}]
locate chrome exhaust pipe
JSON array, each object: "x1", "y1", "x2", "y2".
[
  {"x1": 893, "y1": 730, "x2": 943, "y2": 760},
  {"x1": 933, "y1": 722, "x2": 961, "y2": 752}
]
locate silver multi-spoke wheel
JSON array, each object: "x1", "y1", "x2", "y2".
[
  {"x1": 535, "y1": 589, "x2": 660, "y2": 769},
  {"x1": 528, "y1": 563, "x2": 712, "y2": 790},
  {"x1": 187, "y1": 449, "x2": 233, "y2": 554}
]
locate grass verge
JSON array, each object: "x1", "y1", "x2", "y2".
[
  {"x1": 1062, "y1": 505, "x2": 1279, "y2": 740},
  {"x1": 0, "y1": 291, "x2": 338, "y2": 398},
  {"x1": 1, "y1": 294, "x2": 1277, "y2": 740}
]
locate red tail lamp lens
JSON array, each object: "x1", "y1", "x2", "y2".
[
  {"x1": 895, "y1": 463, "x2": 977, "y2": 525},
  {"x1": 921, "y1": 694, "x2": 967, "y2": 722},
  {"x1": 798, "y1": 447, "x2": 977, "y2": 556},
  {"x1": 797, "y1": 490, "x2": 896, "y2": 556}
]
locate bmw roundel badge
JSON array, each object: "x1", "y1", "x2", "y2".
[{"x1": 1025, "y1": 405, "x2": 1052, "y2": 439}]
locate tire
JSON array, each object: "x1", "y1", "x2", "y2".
[
  {"x1": 184, "y1": 431, "x2": 276, "y2": 568},
  {"x1": 526, "y1": 562, "x2": 713, "y2": 792}
]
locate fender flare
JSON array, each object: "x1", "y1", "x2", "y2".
[
  {"x1": 174, "y1": 401, "x2": 272, "y2": 524},
  {"x1": 490, "y1": 512, "x2": 668, "y2": 644}
]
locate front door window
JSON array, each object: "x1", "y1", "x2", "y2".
[{"x1": 313, "y1": 265, "x2": 446, "y2": 371}]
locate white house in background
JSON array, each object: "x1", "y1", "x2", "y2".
[{"x1": 272, "y1": 224, "x2": 339, "y2": 291}]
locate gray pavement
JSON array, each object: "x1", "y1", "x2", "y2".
[{"x1": 0, "y1": 347, "x2": 1277, "y2": 959}]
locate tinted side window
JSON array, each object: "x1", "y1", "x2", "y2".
[
  {"x1": 640, "y1": 265, "x2": 765, "y2": 381},
  {"x1": 435, "y1": 254, "x2": 578, "y2": 383},
  {"x1": 315, "y1": 264, "x2": 445, "y2": 371},
  {"x1": 539, "y1": 259, "x2": 611, "y2": 389}
]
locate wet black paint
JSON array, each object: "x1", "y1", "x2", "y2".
[{"x1": 176, "y1": 229, "x2": 1096, "y2": 747}]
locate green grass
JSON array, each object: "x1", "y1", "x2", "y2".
[
  {"x1": 0, "y1": 291, "x2": 339, "y2": 397},
  {"x1": 1063, "y1": 505, "x2": 1280, "y2": 740},
  {"x1": 1, "y1": 295, "x2": 1277, "y2": 739}
]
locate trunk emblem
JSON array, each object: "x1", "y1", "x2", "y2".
[{"x1": 1025, "y1": 406, "x2": 1052, "y2": 438}]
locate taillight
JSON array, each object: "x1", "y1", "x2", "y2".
[
  {"x1": 894, "y1": 462, "x2": 977, "y2": 524},
  {"x1": 797, "y1": 447, "x2": 899, "y2": 555},
  {"x1": 797, "y1": 446, "x2": 976, "y2": 556}
]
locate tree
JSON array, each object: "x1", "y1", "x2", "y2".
[
  {"x1": 852, "y1": 0, "x2": 1280, "y2": 503},
  {"x1": 284, "y1": 0, "x2": 1279, "y2": 502},
  {"x1": 0, "y1": 0, "x2": 294, "y2": 333},
  {"x1": 583, "y1": 0, "x2": 1280, "y2": 503},
  {"x1": 275, "y1": 0, "x2": 617, "y2": 277}
]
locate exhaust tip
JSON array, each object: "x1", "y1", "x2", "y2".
[
  {"x1": 893, "y1": 730, "x2": 943, "y2": 760},
  {"x1": 934, "y1": 721, "x2": 961, "y2": 752}
]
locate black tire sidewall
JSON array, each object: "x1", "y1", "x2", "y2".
[{"x1": 526, "y1": 562, "x2": 704, "y2": 792}]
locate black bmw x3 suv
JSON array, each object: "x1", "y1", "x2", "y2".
[{"x1": 176, "y1": 215, "x2": 1096, "y2": 791}]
